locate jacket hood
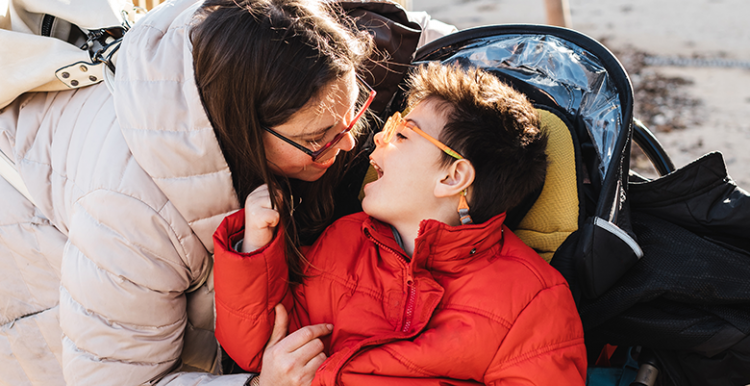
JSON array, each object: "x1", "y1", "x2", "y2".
[{"x1": 114, "y1": 0, "x2": 240, "y2": 250}]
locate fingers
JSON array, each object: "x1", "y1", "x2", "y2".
[
  {"x1": 267, "y1": 304, "x2": 289, "y2": 348},
  {"x1": 244, "y1": 184, "x2": 284, "y2": 211},
  {"x1": 245, "y1": 184, "x2": 280, "y2": 228},
  {"x1": 242, "y1": 184, "x2": 281, "y2": 252},
  {"x1": 259, "y1": 305, "x2": 331, "y2": 386},
  {"x1": 293, "y1": 336, "x2": 327, "y2": 370},
  {"x1": 303, "y1": 351, "x2": 327, "y2": 376},
  {"x1": 271, "y1": 324, "x2": 330, "y2": 379},
  {"x1": 278, "y1": 323, "x2": 333, "y2": 354},
  {"x1": 250, "y1": 208, "x2": 280, "y2": 230}
]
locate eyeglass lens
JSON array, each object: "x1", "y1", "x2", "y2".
[
  {"x1": 382, "y1": 113, "x2": 404, "y2": 144},
  {"x1": 310, "y1": 79, "x2": 374, "y2": 161}
]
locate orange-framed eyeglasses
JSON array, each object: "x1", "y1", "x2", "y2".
[{"x1": 380, "y1": 111, "x2": 464, "y2": 160}]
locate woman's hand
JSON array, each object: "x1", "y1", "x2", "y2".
[
  {"x1": 257, "y1": 304, "x2": 332, "y2": 386},
  {"x1": 242, "y1": 184, "x2": 280, "y2": 252}
]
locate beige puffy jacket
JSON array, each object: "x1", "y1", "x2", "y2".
[
  {"x1": 0, "y1": 0, "x2": 456, "y2": 384},
  {"x1": 0, "y1": 0, "x2": 247, "y2": 384}
]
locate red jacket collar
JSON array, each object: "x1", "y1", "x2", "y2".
[{"x1": 361, "y1": 212, "x2": 507, "y2": 266}]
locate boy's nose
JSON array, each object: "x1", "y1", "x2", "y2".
[{"x1": 373, "y1": 131, "x2": 384, "y2": 146}]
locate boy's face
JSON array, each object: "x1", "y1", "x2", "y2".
[{"x1": 362, "y1": 100, "x2": 450, "y2": 226}]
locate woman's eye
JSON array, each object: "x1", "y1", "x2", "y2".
[
  {"x1": 395, "y1": 132, "x2": 407, "y2": 140},
  {"x1": 306, "y1": 136, "x2": 327, "y2": 147}
]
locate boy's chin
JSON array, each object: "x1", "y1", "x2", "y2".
[
  {"x1": 361, "y1": 197, "x2": 384, "y2": 220},
  {"x1": 361, "y1": 196, "x2": 375, "y2": 216}
]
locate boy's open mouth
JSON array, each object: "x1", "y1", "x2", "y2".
[{"x1": 369, "y1": 158, "x2": 384, "y2": 178}]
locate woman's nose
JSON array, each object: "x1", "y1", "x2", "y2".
[{"x1": 335, "y1": 131, "x2": 356, "y2": 152}]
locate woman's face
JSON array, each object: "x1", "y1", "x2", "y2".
[{"x1": 263, "y1": 73, "x2": 359, "y2": 181}]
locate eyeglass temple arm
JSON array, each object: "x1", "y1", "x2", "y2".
[
  {"x1": 409, "y1": 125, "x2": 464, "y2": 160},
  {"x1": 262, "y1": 126, "x2": 315, "y2": 156}
]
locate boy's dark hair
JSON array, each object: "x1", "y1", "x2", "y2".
[{"x1": 406, "y1": 62, "x2": 548, "y2": 224}]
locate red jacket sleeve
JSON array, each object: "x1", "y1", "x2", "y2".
[
  {"x1": 484, "y1": 283, "x2": 587, "y2": 385},
  {"x1": 213, "y1": 209, "x2": 291, "y2": 371}
]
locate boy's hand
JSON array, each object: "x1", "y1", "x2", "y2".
[
  {"x1": 242, "y1": 184, "x2": 280, "y2": 253},
  {"x1": 257, "y1": 304, "x2": 332, "y2": 386}
]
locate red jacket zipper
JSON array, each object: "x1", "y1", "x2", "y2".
[
  {"x1": 402, "y1": 275, "x2": 416, "y2": 333},
  {"x1": 364, "y1": 228, "x2": 417, "y2": 334},
  {"x1": 400, "y1": 222, "x2": 433, "y2": 333}
]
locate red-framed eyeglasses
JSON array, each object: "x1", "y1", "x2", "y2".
[{"x1": 263, "y1": 75, "x2": 376, "y2": 162}]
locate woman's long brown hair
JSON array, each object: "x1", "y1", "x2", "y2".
[{"x1": 191, "y1": 0, "x2": 371, "y2": 282}]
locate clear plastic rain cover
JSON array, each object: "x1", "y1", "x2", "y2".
[{"x1": 418, "y1": 34, "x2": 623, "y2": 179}]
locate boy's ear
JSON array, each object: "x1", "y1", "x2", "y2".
[{"x1": 435, "y1": 159, "x2": 475, "y2": 198}]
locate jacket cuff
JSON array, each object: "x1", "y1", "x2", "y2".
[
  {"x1": 243, "y1": 374, "x2": 259, "y2": 386},
  {"x1": 215, "y1": 208, "x2": 281, "y2": 256},
  {"x1": 233, "y1": 239, "x2": 244, "y2": 254}
]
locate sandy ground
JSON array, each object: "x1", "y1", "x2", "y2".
[{"x1": 410, "y1": 0, "x2": 750, "y2": 188}]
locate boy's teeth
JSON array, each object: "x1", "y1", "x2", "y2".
[{"x1": 369, "y1": 159, "x2": 383, "y2": 175}]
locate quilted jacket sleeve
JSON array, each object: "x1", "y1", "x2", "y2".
[
  {"x1": 483, "y1": 283, "x2": 587, "y2": 385},
  {"x1": 60, "y1": 190, "x2": 249, "y2": 386},
  {"x1": 213, "y1": 209, "x2": 291, "y2": 372}
]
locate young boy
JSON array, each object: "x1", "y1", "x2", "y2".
[{"x1": 213, "y1": 62, "x2": 587, "y2": 385}]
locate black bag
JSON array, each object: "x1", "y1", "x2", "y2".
[{"x1": 580, "y1": 152, "x2": 750, "y2": 386}]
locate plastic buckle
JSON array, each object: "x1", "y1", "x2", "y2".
[
  {"x1": 55, "y1": 61, "x2": 105, "y2": 89},
  {"x1": 54, "y1": 37, "x2": 122, "y2": 89}
]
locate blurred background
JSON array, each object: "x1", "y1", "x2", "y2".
[
  {"x1": 409, "y1": 0, "x2": 750, "y2": 186},
  {"x1": 134, "y1": 0, "x2": 750, "y2": 186}
]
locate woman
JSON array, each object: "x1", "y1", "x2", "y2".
[{"x1": 0, "y1": 0, "x2": 379, "y2": 384}]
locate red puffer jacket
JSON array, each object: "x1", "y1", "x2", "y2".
[{"x1": 214, "y1": 210, "x2": 587, "y2": 385}]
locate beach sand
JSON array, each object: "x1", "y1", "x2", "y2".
[{"x1": 411, "y1": 0, "x2": 750, "y2": 188}]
